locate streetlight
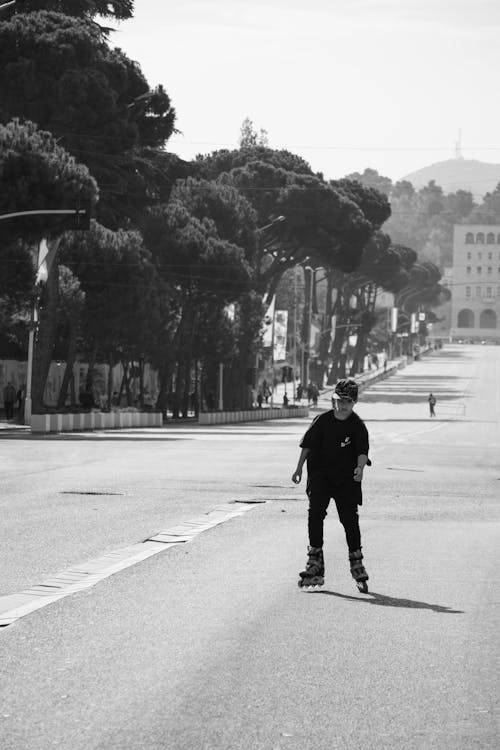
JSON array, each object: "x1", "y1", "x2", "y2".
[
  {"x1": 258, "y1": 215, "x2": 285, "y2": 234},
  {"x1": 393, "y1": 286, "x2": 425, "y2": 358}
]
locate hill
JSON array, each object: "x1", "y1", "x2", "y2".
[{"x1": 401, "y1": 159, "x2": 500, "y2": 199}]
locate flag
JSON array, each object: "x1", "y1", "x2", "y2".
[
  {"x1": 262, "y1": 296, "x2": 275, "y2": 347},
  {"x1": 391, "y1": 307, "x2": 398, "y2": 333},
  {"x1": 273, "y1": 310, "x2": 288, "y2": 361},
  {"x1": 36, "y1": 238, "x2": 59, "y2": 284}
]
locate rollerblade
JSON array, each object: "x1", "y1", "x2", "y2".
[
  {"x1": 349, "y1": 549, "x2": 369, "y2": 593},
  {"x1": 298, "y1": 546, "x2": 324, "y2": 590}
]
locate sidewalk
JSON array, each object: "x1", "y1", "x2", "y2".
[{"x1": 0, "y1": 420, "x2": 29, "y2": 432}]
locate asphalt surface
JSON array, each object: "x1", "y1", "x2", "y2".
[{"x1": 1, "y1": 344, "x2": 499, "y2": 749}]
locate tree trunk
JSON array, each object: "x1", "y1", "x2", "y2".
[
  {"x1": 319, "y1": 274, "x2": 335, "y2": 385},
  {"x1": 350, "y1": 330, "x2": 367, "y2": 376},
  {"x1": 138, "y1": 358, "x2": 145, "y2": 409},
  {"x1": 156, "y1": 354, "x2": 170, "y2": 418},
  {"x1": 301, "y1": 268, "x2": 313, "y2": 386},
  {"x1": 156, "y1": 324, "x2": 179, "y2": 419},
  {"x1": 57, "y1": 325, "x2": 78, "y2": 409},
  {"x1": 82, "y1": 342, "x2": 98, "y2": 407},
  {"x1": 117, "y1": 360, "x2": 128, "y2": 405},
  {"x1": 327, "y1": 283, "x2": 347, "y2": 385},
  {"x1": 69, "y1": 372, "x2": 76, "y2": 406},
  {"x1": 107, "y1": 352, "x2": 114, "y2": 406}
]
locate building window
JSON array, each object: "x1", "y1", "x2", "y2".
[
  {"x1": 457, "y1": 309, "x2": 474, "y2": 328},
  {"x1": 487, "y1": 233, "x2": 495, "y2": 244},
  {"x1": 476, "y1": 286, "x2": 481, "y2": 298},
  {"x1": 466, "y1": 266, "x2": 471, "y2": 274},
  {"x1": 478, "y1": 252, "x2": 482, "y2": 260},
  {"x1": 477, "y1": 267, "x2": 482, "y2": 274},
  {"x1": 465, "y1": 286, "x2": 471, "y2": 298},
  {"x1": 488, "y1": 252, "x2": 493, "y2": 260},
  {"x1": 476, "y1": 233, "x2": 485, "y2": 244},
  {"x1": 465, "y1": 232, "x2": 474, "y2": 244},
  {"x1": 480, "y1": 309, "x2": 497, "y2": 329},
  {"x1": 488, "y1": 267, "x2": 493, "y2": 275},
  {"x1": 467, "y1": 252, "x2": 471, "y2": 260},
  {"x1": 486, "y1": 287, "x2": 492, "y2": 299}
]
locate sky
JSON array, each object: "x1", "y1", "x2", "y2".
[{"x1": 108, "y1": 0, "x2": 500, "y2": 183}]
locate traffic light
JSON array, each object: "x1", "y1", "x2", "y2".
[{"x1": 58, "y1": 204, "x2": 91, "y2": 231}]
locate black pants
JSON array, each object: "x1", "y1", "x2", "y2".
[
  {"x1": 4, "y1": 401, "x2": 14, "y2": 420},
  {"x1": 307, "y1": 476, "x2": 362, "y2": 552}
]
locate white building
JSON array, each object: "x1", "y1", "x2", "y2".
[{"x1": 450, "y1": 225, "x2": 500, "y2": 341}]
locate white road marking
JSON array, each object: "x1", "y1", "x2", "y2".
[{"x1": 0, "y1": 502, "x2": 259, "y2": 629}]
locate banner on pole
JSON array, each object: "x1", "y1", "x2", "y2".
[
  {"x1": 273, "y1": 310, "x2": 288, "y2": 361},
  {"x1": 391, "y1": 307, "x2": 398, "y2": 333},
  {"x1": 262, "y1": 297, "x2": 275, "y2": 347},
  {"x1": 309, "y1": 318, "x2": 321, "y2": 357},
  {"x1": 330, "y1": 314, "x2": 336, "y2": 342}
]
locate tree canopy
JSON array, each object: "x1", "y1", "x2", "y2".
[
  {"x1": 0, "y1": 119, "x2": 98, "y2": 245},
  {"x1": 4, "y1": 0, "x2": 134, "y2": 21},
  {"x1": 0, "y1": 9, "x2": 177, "y2": 228}
]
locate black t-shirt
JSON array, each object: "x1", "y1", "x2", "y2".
[{"x1": 300, "y1": 410, "x2": 370, "y2": 480}]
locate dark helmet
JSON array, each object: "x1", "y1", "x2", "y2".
[{"x1": 333, "y1": 378, "x2": 358, "y2": 402}]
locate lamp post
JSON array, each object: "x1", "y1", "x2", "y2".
[{"x1": 395, "y1": 287, "x2": 425, "y2": 358}]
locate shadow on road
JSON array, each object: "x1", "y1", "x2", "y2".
[{"x1": 314, "y1": 590, "x2": 464, "y2": 613}]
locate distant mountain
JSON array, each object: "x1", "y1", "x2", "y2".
[{"x1": 401, "y1": 159, "x2": 500, "y2": 199}]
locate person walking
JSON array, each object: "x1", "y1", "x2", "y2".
[
  {"x1": 292, "y1": 377, "x2": 371, "y2": 592},
  {"x1": 428, "y1": 393, "x2": 436, "y2": 417},
  {"x1": 3, "y1": 381, "x2": 16, "y2": 421}
]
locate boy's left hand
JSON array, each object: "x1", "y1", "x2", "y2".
[{"x1": 353, "y1": 467, "x2": 363, "y2": 482}]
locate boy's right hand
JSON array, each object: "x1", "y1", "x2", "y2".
[{"x1": 291, "y1": 468, "x2": 302, "y2": 484}]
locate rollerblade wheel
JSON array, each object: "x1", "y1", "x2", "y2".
[
  {"x1": 298, "y1": 578, "x2": 324, "y2": 591},
  {"x1": 357, "y1": 580, "x2": 369, "y2": 594}
]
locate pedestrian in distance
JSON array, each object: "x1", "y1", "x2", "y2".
[
  {"x1": 257, "y1": 390, "x2": 263, "y2": 408},
  {"x1": 3, "y1": 381, "x2": 16, "y2": 420},
  {"x1": 311, "y1": 383, "x2": 319, "y2": 407},
  {"x1": 291, "y1": 377, "x2": 371, "y2": 593},
  {"x1": 428, "y1": 393, "x2": 436, "y2": 417},
  {"x1": 296, "y1": 382, "x2": 303, "y2": 402}
]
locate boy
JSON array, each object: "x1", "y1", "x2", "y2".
[{"x1": 291, "y1": 378, "x2": 371, "y2": 592}]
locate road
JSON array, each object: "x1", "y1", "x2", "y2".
[{"x1": 1, "y1": 344, "x2": 499, "y2": 749}]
